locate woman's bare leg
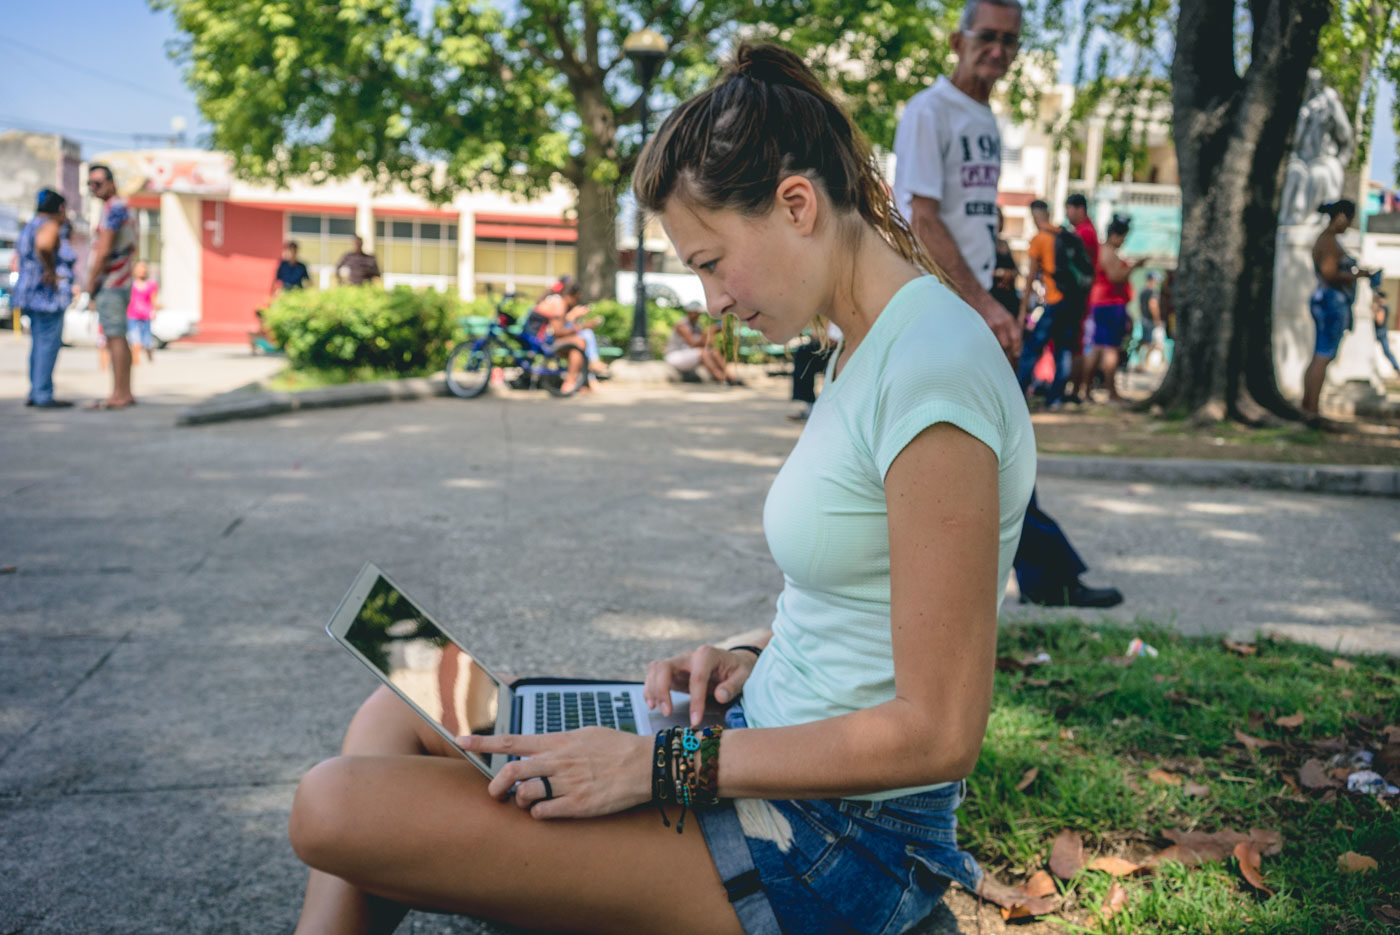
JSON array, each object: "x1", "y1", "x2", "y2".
[
  {"x1": 1100, "y1": 347, "x2": 1123, "y2": 401},
  {"x1": 1301, "y1": 355, "x2": 1330, "y2": 415},
  {"x1": 291, "y1": 688, "x2": 744, "y2": 935},
  {"x1": 293, "y1": 688, "x2": 432, "y2": 934}
]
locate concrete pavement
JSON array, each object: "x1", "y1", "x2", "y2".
[{"x1": 1, "y1": 338, "x2": 1397, "y2": 934}]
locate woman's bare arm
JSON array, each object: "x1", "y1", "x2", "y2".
[{"x1": 715, "y1": 422, "x2": 1001, "y2": 798}]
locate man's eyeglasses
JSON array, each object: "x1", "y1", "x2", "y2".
[{"x1": 962, "y1": 29, "x2": 1021, "y2": 51}]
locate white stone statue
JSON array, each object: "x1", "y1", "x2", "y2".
[{"x1": 1279, "y1": 69, "x2": 1354, "y2": 226}]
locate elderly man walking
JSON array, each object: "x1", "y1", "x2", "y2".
[
  {"x1": 85, "y1": 164, "x2": 139, "y2": 410},
  {"x1": 894, "y1": 0, "x2": 1123, "y2": 608}
]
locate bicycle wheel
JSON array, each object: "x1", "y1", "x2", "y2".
[{"x1": 445, "y1": 338, "x2": 495, "y2": 399}]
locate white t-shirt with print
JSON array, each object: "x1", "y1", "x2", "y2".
[{"x1": 893, "y1": 76, "x2": 1002, "y2": 290}]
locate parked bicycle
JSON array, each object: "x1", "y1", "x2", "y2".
[{"x1": 444, "y1": 291, "x2": 588, "y2": 399}]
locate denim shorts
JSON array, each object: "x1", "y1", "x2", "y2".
[
  {"x1": 1310, "y1": 287, "x2": 1352, "y2": 359},
  {"x1": 696, "y1": 703, "x2": 982, "y2": 935},
  {"x1": 127, "y1": 317, "x2": 153, "y2": 348}
]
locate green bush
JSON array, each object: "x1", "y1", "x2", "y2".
[
  {"x1": 264, "y1": 286, "x2": 461, "y2": 377},
  {"x1": 588, "y1": 299, "x2": 684, "y2": 357}
]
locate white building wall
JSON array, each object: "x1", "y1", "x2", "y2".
[{"x1": 159, "y1": 192, "x2": 202, "y2": 320}]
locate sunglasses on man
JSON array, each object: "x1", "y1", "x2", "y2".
[{"x1": 962, "y1": 29, "x2": 1021, "y2": 51}]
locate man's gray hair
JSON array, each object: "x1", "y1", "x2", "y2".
[{"x1": 959, "y1": 0, "x2": 1024, "y2": 31}]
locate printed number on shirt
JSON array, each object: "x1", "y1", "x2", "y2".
[{"x1": 958, "y1": 135, "x2": 1000, "y2": 163}]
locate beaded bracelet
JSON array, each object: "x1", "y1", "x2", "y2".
[{"x1": 650, "y1": 725, "x2": 725, "y2": 833}]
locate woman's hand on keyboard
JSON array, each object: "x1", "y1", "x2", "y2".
[
  {"x1": 643, "y1": 644, "x2": 759, "y2": 727},
  {"x1": 457, "y1": 727, "x2": 652, "y2": 819}
]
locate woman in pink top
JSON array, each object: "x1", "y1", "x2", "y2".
[
  {"x1": 126, "y1": 262, "x2": 159, "y2": 364},
  {"x1": 1086, "y1": 216, "x2": 1142, "y2": 402}
]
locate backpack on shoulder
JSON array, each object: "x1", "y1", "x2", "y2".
[{"x1": 1052, "y1": 225, "x2": 1095, "y2": 299}]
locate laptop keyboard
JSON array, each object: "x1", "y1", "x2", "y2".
[{"x1": 534, "y1": 690, "x2": 637, "y2": 734}]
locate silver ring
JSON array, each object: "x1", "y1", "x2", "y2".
[{"x1": 538, "y1": 776, "x2": 554, "y2": 801}]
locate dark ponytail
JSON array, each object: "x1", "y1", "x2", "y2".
[{"x1": 634, "y1": 43, "x2": 944, "y2": 282}]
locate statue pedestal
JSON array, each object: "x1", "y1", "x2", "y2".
[
  {"x1": 1273, "y1": 224, "x2": 1319, "y2": 399},
  {"x1": 1272, "y1": 225, "x2": 1384, "y2": 406}
]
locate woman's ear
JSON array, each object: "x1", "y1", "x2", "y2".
[{"x1": 775, "y1": 176, "x2": 819, "y2": 237}]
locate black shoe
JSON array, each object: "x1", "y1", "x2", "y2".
[
  {"x1": 33, "y1": 399, "x2": 74, "y2": 409},
  {"x1": 1020, "y1": 581, "x2": 1123, "y2": 608},
  {"x1": 726, "y1": 377, "x2": 747, "y2": 387},
  {"x1": 25, "y1": 398, "x2": 34, "y2": 407}
]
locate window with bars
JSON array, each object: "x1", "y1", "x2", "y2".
[
  {"x1": 471, "y1": 237, "x2": 576, "y2": 297},
  {"x1": 138, "y1": 208, "x2": 161, "y2": 279},
  {"x1": 373, "y1": 217, "x2": 459, "y2": 286}
]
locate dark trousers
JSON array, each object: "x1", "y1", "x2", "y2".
[
  {"x1": 1013, "y1": 488, "x2": 1088, "y2": 600},
  {"x1": 1016, "y1": 302, "x2": 1074, "y2": 405},
  {"x1": 791, "y1": 339, "x2": 831, "y2": 404}
]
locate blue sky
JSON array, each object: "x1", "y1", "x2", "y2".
[{"x1": 2, "y1": 0, "x2": 1396, "y2": 185}]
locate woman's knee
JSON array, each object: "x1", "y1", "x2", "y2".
[{"x1": 289, "y1": 756, "x2": 360, "y2": 870}]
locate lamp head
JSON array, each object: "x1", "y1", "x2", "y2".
[{"x1": 624, "y1": 29, "x2": 668, "y2": 86}]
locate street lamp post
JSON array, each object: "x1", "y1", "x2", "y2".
[{"x1": 623, "y1": 29, "x2": 668, "y2": 360}]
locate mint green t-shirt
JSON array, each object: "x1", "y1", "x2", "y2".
[{"x1": 741, "y1": 275, "x2": 1036, "y2": 800}]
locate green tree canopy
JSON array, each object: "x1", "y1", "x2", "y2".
[{"x1": 153, "y1": 0, "x2": 1072, "y2": 303}]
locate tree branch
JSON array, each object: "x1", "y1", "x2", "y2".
[{"x1": 545, "y1": 10, "x2": 584, "y2": 83}]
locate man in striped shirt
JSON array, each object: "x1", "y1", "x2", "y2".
[{"x1": 85, "y1": 164, "x2": 139, "y2": 410}]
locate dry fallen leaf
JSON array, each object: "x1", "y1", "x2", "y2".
[
  {"x1": 1223, "y1": 638, "x2": 1258, "y2": 656},
  {"x1": 1340, "y1": 688, "x2": 1354, "y2": 699},
  {"x1": 1016, "y1": 766, "x2": 1040, "y2": 792},
  {"x1": 975, "y1": 873, "x2": 1056, "y2": 920},
  {"x1": 1098, "y1": 881, "x2": 1130, "y2": 922},
  {"x1": 1274, "y1": 712, "x2": 1305, "y2": 730},
  {"x1": 1184, "y1": 780, "x2": 1211, "y2": 798},
  {"x1": 1087, "y1": 856, "x2": 1142, "y2": 877},
  {"x1": 1235, "y1": 842, "x2": 1273, "y2": 896},
  {"x1": 1383, "y1": 725, "x2": 1400, "y2": 744},
  {"x1": 1235, "y1": 729, "x2": 1284, "y2": 753},
  {"x1": 1149, "y1": 828, "x2": 1284, "y2": 867},
  {"x1": 1332, "y1": 657, "x2": 1356, "y2": 671},
  {"x1": 1337, "y1": 851, "x2": 1378, "y2": 874},
  {"x1": 1024, "y1": 869, "x2": 1057, "y2": 899},
  {"x1": 1148, "y1": 768, "x2": 1182, "y2": 787},
  {"x1": 1050, "y1": 830, "x2": 1086, "y2": 879},
  {"x1": 1375, "y1": 904, "x2": 1400, "y2": 923},
  {"x1": 1299, "y1": 759, "x2": 1341, "y2": 790}
]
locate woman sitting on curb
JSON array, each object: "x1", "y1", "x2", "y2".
[
  {"x1": 665, "y1": 302, "x2": 744, "y2": 385},
  {"x1": 288, "y1": 43, "x2": 1034, "y2": 935}
]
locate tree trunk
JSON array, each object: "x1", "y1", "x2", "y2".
[
  {"x1": 569, "y1": 66, "x2": 621, "y2": 303},
  {"x1": 1148, "y1": 0, "x2": 1333, "y2": 423},
  {"x1": 575, "y1": 176, "x2": 619, "y2": 302}
]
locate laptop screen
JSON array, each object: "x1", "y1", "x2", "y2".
[{"x1": 342, "y1": 575, "x2": 505, "y2": 741}]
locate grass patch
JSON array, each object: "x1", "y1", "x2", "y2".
[
  {"x1": 966, "y1": 621, "x2": 1400, "y2": 932},
  {"x1": 259, "y1": 366, "x2": 406, "y2": 393}
]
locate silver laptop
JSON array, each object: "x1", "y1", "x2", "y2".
[{"x1": 326, "y1": 562, "x2": 702, "y2": 778}]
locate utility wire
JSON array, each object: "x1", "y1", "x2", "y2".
[
  {"x1": 0, "y1": 114, "x2": 174, "y2": 144},
  {"x1": 0, "y1": 35, "x2": 192, "y2": 106}
]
